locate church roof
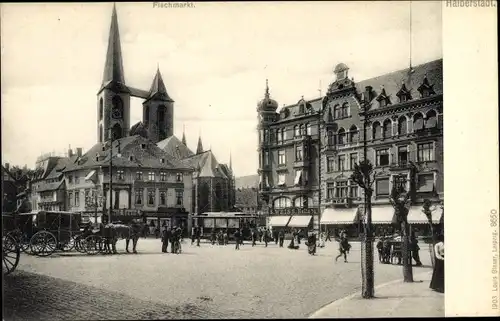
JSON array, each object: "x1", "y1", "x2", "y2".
[
  {"x1": 45, "y1": 156, "x2": 76, "y2": 180},
  {"x1": 63, "y1": 135, "x2": 192, "y2": 172},
  {"x1": 182, "y1": 151, "x2": 228, "y2": 179},
  {"x1": 157, "y1": 135, "x2": 194, "y2": 160},
  {"x1": 235, "y1": 187, "x2": 258, "y2": 208},
  {"x1": 146, "y1": 68, "x2": 174, "y2": 102},
  {"x1": 355, "y1": 59, "x2": 443, "y2": 110},
  {"x1": 101, "y1": 4, "x2": 126, "y2": 87},
  {"x1": 129, "y1": 121, "x2": 148, "y2": 138}
]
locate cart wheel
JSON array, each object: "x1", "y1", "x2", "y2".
[
  {"x1": 30, "y1": 231, "x2": 57, "y2": 257},
  {"x1": 84, "y1": 235, "x2": 101, "y2": 255},
  {"x1": 74, "y1": 236, "x2": 84, "y2": 253},
  {"x1": 3, "y1": 234, "x2": 20, "y2": 275},
  {"x1": 19, "y1": 233, "x2": 32, "y2": 254}
]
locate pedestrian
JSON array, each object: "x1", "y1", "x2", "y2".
[
  {"x1": 326, "y1": 229, "x2": 332, "y2": 242},
  {"x1": 234, "y1": 229, "x2": 241, "y2": 250},
  {"x1": 410, "y1": 233, "x2": 423, "y2": 266},
  {"x1": 278, "y1": 230, "x2": 285, "y2": 248},
  {"x1": 430, "y1": 234, "x2": 444, "y2": 293},
  {"x1": 263, "y1": 228, "x2": 268, "y2": 248},
  {"x1": 251, "y1": 228, "x2": 257, "y2": 247},
  {"x1": 288, "y1": 229, "x2": 299, "y2": 250},
  {"x1": 335, "y1": 231, "x2": 350, "y2": 263},
  {"x1": 210, "y1": 229, "x2": 216, "y2": 245},
  {"x1": 223, "y1": 229, "x2": 229, "y2": 245},
  {"x1": 259, "y1": 228, "x2": 263, "y2": 243},
  {"x1": 319, "y1": 231, "x2": 326, "y2": 248},
  {"x1": 170, "y1": 226, "x2": 176, "y2": 253},
  {"x1": 162, "y1": 226, "x2": 171, "y2": 253},
  {"x1": 191, "y1": 227, "x2": 196, "y2": 245},
  {"x1": 307, "y1": 230, "x2": 317, "y2": 255}
]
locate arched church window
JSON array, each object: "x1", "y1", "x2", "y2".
[
  {"x1": 99, "y1": 124, "x2": 103, "y2": 143},
  {"x1": 99, "y1": 98, "x2": 104, "y2": 121},
  {"x1": 111, "y1": 123, "x2": 123, "y2": 140},
  {"x1": 111, "y1": 96, "x2": 124, "y2": 119}
]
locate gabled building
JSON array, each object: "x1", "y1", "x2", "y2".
[{"x1": 2, "y1": 164, "x2": 18, "y2": 212}]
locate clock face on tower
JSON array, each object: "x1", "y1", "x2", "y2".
[{"x1": 112, "y1": 107, "x2": 122, "y2": 119}]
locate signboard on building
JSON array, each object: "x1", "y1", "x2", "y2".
[{"x1": 270, "y1": 208, "x2": 319, "y2": 216}]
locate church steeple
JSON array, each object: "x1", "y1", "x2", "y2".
[
  {"x1": 146, "y1": 67, "x2": 173, "y2": 102},
  {"x1": 196, "y1": 136, "x2": 204, "y2": 154},
  {"x1": 102, "y1": 3, "x2": 126, "y2": 86},
  {"x1": 181, "y1": 125, "x2": 187, "y2": 145},
  {"x1": 229, "y1": 150, "x2": 232, "y2": 171}
]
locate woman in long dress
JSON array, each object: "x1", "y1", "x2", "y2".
[
  {"x1": 307, "y1": 230, "x2": 317, "y2": 255},
  {"x1": 288, "y1": 229, "x2": 299, "y2": 250},
  {"x1": 430, "y1": 234, "x2": 444, "y2": 293}
]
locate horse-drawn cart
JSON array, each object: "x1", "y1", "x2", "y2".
[
  {"x1": 3, "y1": 212, "x2": 39, "y2": 254},
  {"x1": 3, "y1": 234, "x2": 20, "y2": 275},
  {"x1": 28, "y1": 211, "x2": 83, "y2": 257}
]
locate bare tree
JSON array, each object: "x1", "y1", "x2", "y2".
[
  {"x1": 351, "y1": 159, "x2": 377, "y2": 298},
  {"x1": 389, "y1": 182, "x2": 413, "y2": 282}
]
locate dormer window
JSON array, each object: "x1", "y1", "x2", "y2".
[
  {"x1": 376, "y1": 86, "x2": 391, "y2": 108},
  {"x1": 129, "y1": 155, "x2": 134, "y2": 162},
  {"x1": 160, "y1": 158, "x2": 165, "y2": 164},
  {"x1": 141, "y1": 143, "x2": 146, "y2": 149},
  {"x1": 396, "y1": 83, "x2": 412, "y2": 103},
  {"x1": 417, "y1": 75, "x2": 436, "y2": 98}
]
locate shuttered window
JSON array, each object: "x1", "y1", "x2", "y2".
[{"x1": 376, "y1": 178, "x2": 390, "y2": 196}]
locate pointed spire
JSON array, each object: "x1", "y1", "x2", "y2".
[
  {"x1": 181, "y1": 124, "x2": 187, "y2": 145},
  {"x1": 147, "y1": 67, "x2": 173, "y2": 102},
  {"x1": 229, "y1": 150, "x2": 232, "y2": 171},
  {"x1": 196, "y1": 135, "x2": 204, "y2": 154},
  {"x1": 265, "y1": 79, "x2": 270, "y2": 99},
  {"x1": 102, "y1": 3, "x2": 125, "y2": 85}
]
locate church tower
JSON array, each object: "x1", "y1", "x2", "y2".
[
  {"x1": 97, "y1": 4, "x2": 131, "y2": 143},
  {"x1": 143, "y1": 67, "x2": 174, "y2": 143}
]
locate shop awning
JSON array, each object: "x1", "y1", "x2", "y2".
[
  {"x1": 407, "y1": 207, "x2": 442, "y2": 224},
  {"x1": 371, "y1": 206, "x2": 396, "y2": 224},
  {"x1": 320, "y1": 208, "x2": 357, "y2": 225},
  {"x1": 268, "y1": 215, "x2": 291, "y2": 227},
  {"x1": 287, "y1": 215, "x2": 312, "y2": 228}
]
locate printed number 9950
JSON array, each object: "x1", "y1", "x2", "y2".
[{"x1": 491, "y1": 210, "x2": 498, "y2": 227}]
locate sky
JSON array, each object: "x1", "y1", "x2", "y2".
[{"x1": 1, "y1": 1, "x2": 442, "y2": 176}]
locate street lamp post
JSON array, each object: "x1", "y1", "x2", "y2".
[{"x1": 317, "y1": 108, "x2": 323, "y2": 234}]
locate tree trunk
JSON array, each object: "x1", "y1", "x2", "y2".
[
  {"x1": 361, "y1": 193, "x2": 375, "y2": 298},
  {"x1": 428, "y1": 223, "x2": 436, "y2": 268},
  {"x1": 401, "y1": 220, "x2": 414, "y2": 282}
]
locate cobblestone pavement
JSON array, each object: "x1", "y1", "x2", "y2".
[{"x1": 4, "y1": 239, "x2": 434, "y2": 320}]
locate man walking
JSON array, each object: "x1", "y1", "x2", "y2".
[
  {"x1": 234, "y1": 229, "x2": 241, "y2": 250},
  {"x1": 162, "y1": 226, "x2": 171, "y2": 253},
  {"x1": 251, "y1": 228, "x2": 257, "y2": 247},
  {"x1": 278, "y1": 230, "x2": 285, "y2": 248},
  {"x1": 410, "y1": 233, "x2": 423, "y2": 266},
  {"x1": 263, "y1": 228, "x2": 269, "y2": 248}
]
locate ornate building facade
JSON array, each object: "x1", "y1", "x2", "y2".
[{"x1": 258, "y1": 59, "x2": 444, "y2": 234}]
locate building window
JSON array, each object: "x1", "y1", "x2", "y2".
[
  {"x1": 294, "y1": 196, "x2": 308, "y2": 208},
  {"x1": 274, "y1": 197, "x2": 291, "y2": 209},
  {"x1": 68, "y1": 175, "x2": 73, "y2": 184},
  {"x1": 334, "y1": 104, "x2": 341, "y2": 119},
  {"x1": 148, "y1": 172, "x2": 155, "y2": 181},
  {"x1": 327, "y1": 157, "x2": 335, "y2": 172},
  {"x1": 393, "y1": 175, "x2": 407, "y2": 192},
  {"x1": 159, "y1": 191, "x2": 165, "y2": 206},
  {"x1": 372, "y1": 122, "x2": 382, "y2": 140},
  {"x1": 277, "y1": 173, "x2": 286, "y2": 186},
  {"x1": 117, "y1": 170, "x2": 124, "y2": 180},
  {"x1": 335, "y1": 181, "x2": 348, "y2": 198},
  {"x1": 295, "y1": 145, "x2": 303, "y2": 161},
  {"x1": 176, "y1": 191, "x2": 184, "y2": 206},
  {"x1": 350, "y1": 153, "x2": 358, "y2": 170},
  {"x1": 383, "y1": 119, "x2": 392, "y2": 138},
  {"x1": 413, "y1": 113, "x2": 424, "y2": 132},
  {"x1": 75, "y1": 175, "x2": 80, "y2": 184},
  {"x1": 294, "y1": 125, "x2": 300, "y2": 137},
  {"x1": 278, "y1": 150, "x2": 286, "y2": 165},
  {"x1": 341, "y1": 103, "x2": 349, "y2": 118},
  {"x1": 376, "y1": 149, "x2": 390, "y2": 166},
  {"x1": 398, "y1": 146, "x2": 409, "y2": 165},
  {"x1": 75, "y1": 191, "x2": 80, "y2": 207},
  {"x1": 303, "y1": 169, "x2": 309, "y2": 185},
  {"x1": 282, "y1": 128, "x2": 287, "y2": 141},
  {"x1": 380, "y1": 99, "x2": 387, "y2": 107},
  {"x1": 176, "y1": 173, "x2": 183, "y2": 182},
  {"x1": 337, "y1": 128, "x2": 346, "y2": 145},
  {"x1": 300, "y1": 124, "x2": 306, "y2": 135},
  {"x1": 425, "y1": 110, "x2": 438, "y2": 128},
  {"x1": 147, "y1": 189, "x2": 155, "y2": 206},
  {"x1": 327, "y1": 130, "x2": 335, "y2": 146},
  {"x1": 338, "y1": 154, "x2": 346, "y2": 171},
  {"x1": 136, "y1": 172, "x2": 143, "y2": 180},
  {"x1": 349, "y1": 125, "x2": 358, "y2": 143},
  {"x1": 376, "y1": 178, "x2": 390, "y2": 196},
  {"x1": 135, "y1": 189, "x2": 143, "y2": 205},
  {"x1": 417, "y1": 173, "x2": 435, "y2": 192},
  {"x1": 263, "y1": 129, "x2": 269, "y2": 143},
  {"x1": 306, "y1": 123, "x2": 312, "y2": 135},
  {"x1": 276, "y1": 129, "x2": 282, "y2": 144},
  {"x1": 68, "y1": 192, "x2": 73, "y2": 207},
  {"x1": 327, "y1": 183, "x2": 335, "y2": 199},
  {"x1": 264, "y1": 151, "x2": 269, "y2": 166},
  {"x1": 294, "y1": 170, "x2": 303, "y2": 185},
  {"x1": 160, "y1": 172, "x2": 167, "y2": 181},
  {"x1": 417, "y1": 143, "x2": 434, "y2": 162},
  {"x1": 349, "y1": 182, "x2": 358, "y2": 198},
  {"x1": 398, "y1": 116, "x2": 407, "y2": 135}
]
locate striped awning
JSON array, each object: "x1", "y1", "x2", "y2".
[
  {"x1": 407, "y1": 207, "x2": 442, "y2": 224},
  {"x1": 287, "y1": 215, "x2": 312, "y2": 228},
  {"x1": 320, "y1": 208, "x2": 357, "y2": 225},
  {"x1": 268, "y1": 215, "x2": 291, "y2": 227},
  {"x1": 371, "y1": 206, "x2": 396, "y2": 224}
]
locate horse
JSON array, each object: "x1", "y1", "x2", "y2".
[{"x1": 100, "y1": 221, "x2": 144, "y2": 254}]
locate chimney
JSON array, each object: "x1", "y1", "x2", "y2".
[
  {"x1": 5, "y1": 163, "x2": 9, "y2": 171},
  {"x1": 364, "y1": 86, "x2": 373, "y2": 102},
  {"x1": 76, "y1": 148, "x2": 83, "y2": 157},
  {"x1": 68, "y1": 149, "x2": 74, "y2": 157}
]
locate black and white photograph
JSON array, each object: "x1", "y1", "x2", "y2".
[{"x1": 1, "y1": 1, "x2": 497, "y2": 320}]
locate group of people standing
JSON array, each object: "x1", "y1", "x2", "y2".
[{"x1": 161, "y1": 225, "x2": 183, "y2": 254}]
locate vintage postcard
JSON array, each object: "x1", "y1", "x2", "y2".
[{"x1": 1, "y1": 1, "x2": 498, "y2": 319}]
